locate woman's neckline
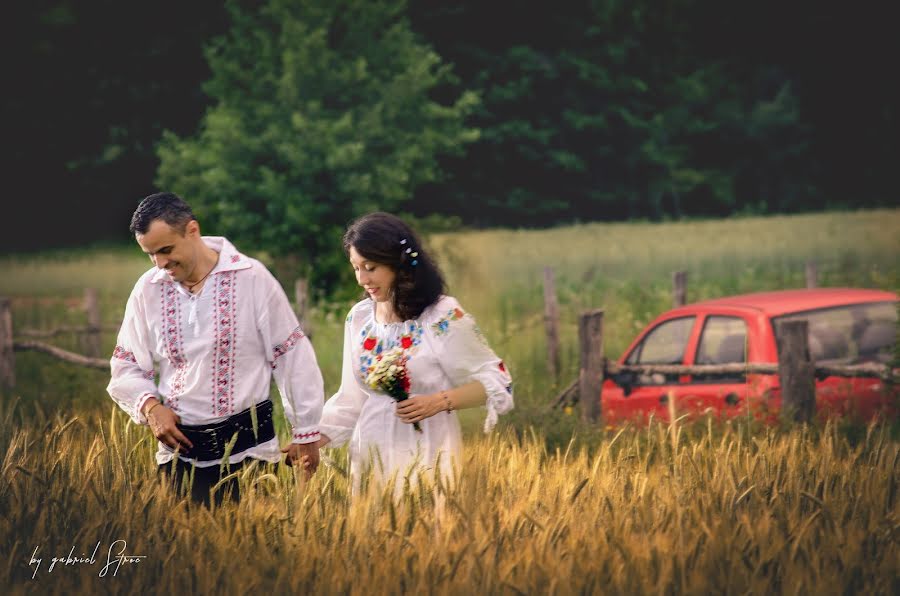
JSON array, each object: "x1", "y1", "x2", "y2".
[
  {"x1": 371, "y1": 300, "x2": 404, "y2": 326},
  {"x1": 367, "y1": 295, "x2": 446, "y2": 326}
]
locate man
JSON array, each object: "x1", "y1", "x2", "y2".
[{"x1": 107, "y1": 192, "x2": 323, "y2": 505}]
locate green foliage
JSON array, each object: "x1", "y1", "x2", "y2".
[
  {"x1": 2, "y1": 209, "x2": 897, "y2": 435},
  {"x1": 4, "y1": 1, "x2": 228, "y2": 252},
  {"x1": 157, "y1": 0, "x2": 479, "y2": 291},
  {"x1": 408, "y1": 0, "x2": 819, "y2": 225}
]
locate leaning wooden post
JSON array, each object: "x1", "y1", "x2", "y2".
[
  {"x1": 777, "y1": 320, "x2": 815, "y2": 423},
  {"x1": 672, "y1": 271, "x2": 687, "y2": 307},
  {"x1": 0, "y1": 297, "x2": 14, "y2": 392},
  {"x1": 84, "y1": 287, "x2": 101, "y2": 358},
  {"x1": 578, "y1": 309, "x2": 604, "y2": 423},
  {"x1": 294, "y1": 278, "x2": 313, "y2": 338},
  {"x1": 805, "y1": 261, "x2": 818, "y2": 289},
  {"x1": 542, "y1": 267, "x2": 560, "y2": 382}
]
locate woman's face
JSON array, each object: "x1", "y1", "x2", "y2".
[{"x1": 349, "y1": 245, "x2": 396, "y2": 303}]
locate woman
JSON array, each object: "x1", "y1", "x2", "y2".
[{"x1": 314, "y1": 212, "x2": 513, "y2": 494}]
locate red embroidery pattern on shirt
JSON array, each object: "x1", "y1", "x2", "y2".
[
  {"x1": 113, "y1": 345, "x2": 155, "y2": 382},
  {"x1": 162, "y1": 282, "x2": 186, "y2": 412},
  {"x1": 272, "y1": 325, "x2": 305, "y2": 370},
  {"x1": 230, "y1": 254, "x2": 240, "y2": 263},
  {"x1": 292, "y1": 430, "x2": 320, "y2": 440},
  {"x1": 112, "y1": 345, "x2": 137, "y2": 363},
  {"x1": 212, "y1": 271, "x2": 237, "y2": 416}
]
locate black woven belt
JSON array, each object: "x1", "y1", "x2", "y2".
[{"x1": 172, "y1": 399, "x2": 276, "y2": 462}]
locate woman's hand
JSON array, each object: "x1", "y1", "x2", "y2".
[
  {"x1": 283, "y1": 435, "x2": 331, "y2": 476},
  {"x1": 281, "y1": 441, "x2": 320, "y2": 477},
  {"x1": 395, "y1": 393, "x2": 445, "y2": 425}
]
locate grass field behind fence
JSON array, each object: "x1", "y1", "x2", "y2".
[{"x1": 1, "y1": 209, "x2": 899, "y2": 593}]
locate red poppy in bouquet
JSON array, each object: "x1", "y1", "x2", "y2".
[{"x1": 365, "y1": 346, "x2": 422, "y2": 432}]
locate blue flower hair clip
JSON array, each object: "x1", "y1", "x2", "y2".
[{"x1": 400, "y1": 238, "x2": 418, "y2": 266}]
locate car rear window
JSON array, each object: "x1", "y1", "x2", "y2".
[{"x1": 773, "y1": 301, "x2": 897, "y2": 365}]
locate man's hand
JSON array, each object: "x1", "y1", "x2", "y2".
[
  {"x1": 145, "y1": 400, "x2": 193, "y2": 453},
  {"x1": 281, "y1": 441, "x2": 320, "y2": 477}
]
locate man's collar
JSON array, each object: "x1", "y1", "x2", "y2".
[{"x1": 149, "y1": 236, "x2": 251, "y2": 284}]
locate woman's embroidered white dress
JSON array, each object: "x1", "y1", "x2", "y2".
[{"x1": 319, "y1": 295, "x2": 513, "y2": 491}]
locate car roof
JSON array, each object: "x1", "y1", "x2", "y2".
[{"x1": 670, "y1": 288, "x2": 898, "y2": 318}]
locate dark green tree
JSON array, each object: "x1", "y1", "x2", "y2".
[
  {"x1": 407, "y1": 0, "x2": 818, "y2": 225},
  {"x1": 157, "y1": 0, "x2": 479, "y2": 291},
  {"x1": 2, "y1": 1, "x2": 226, "y2": 251}
]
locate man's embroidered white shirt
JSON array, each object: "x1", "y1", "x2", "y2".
[{"x1": 107, "y1": 236, "x2": 323, "y2": 466}]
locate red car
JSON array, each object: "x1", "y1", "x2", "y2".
[{"x1": 602, "y1": 288, "x2": 898, "y2": 424}]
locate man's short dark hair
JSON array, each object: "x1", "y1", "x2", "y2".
[{"x1": 129, "y1": 192, "x2": 195, "y2": 235}]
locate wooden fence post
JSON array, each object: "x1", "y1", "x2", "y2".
[
  {"x1": 777, "y1": 320, "x2": 815, "y2": 423},
  {"x1": 578, "y1": 309, "x2": 604, "y2": 423},
  {"x1": 805, "y1": 261, "x2": 818, "y2": 289},
  {"x1": 672, "y1": 271, "x2": 687, "y2": 307},
  {"x1": 83, "y1": 287, "x2": 101, "y2": 358},
  {"x1": 543, "y1": 267, "x2": 560, "y2": 382},
  {"x1": 294, "y1": 278, "x2": 313, "y2": 338},
  {"x1": 0, "y1": 298, "x2": 14, "y2": 391}
]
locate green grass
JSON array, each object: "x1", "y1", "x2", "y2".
[{"x1": 2, "y1": 208, "x2": 898, "y2": 430}]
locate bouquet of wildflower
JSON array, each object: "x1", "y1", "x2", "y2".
[{"x1": 365, "y1": 346, "x2": 422, "y2": 432}]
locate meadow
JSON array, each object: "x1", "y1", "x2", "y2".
[{"x1": 1, "y1": 208, "x2": 899, "y2": 593}]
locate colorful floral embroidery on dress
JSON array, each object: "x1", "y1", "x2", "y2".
[
  {"x1": 357, "y1": 321, "x2": 424, "y2": 381},
  {"x1": 432, "y1": 307, "x2": 466, "y2": 336},
  {"x1": 212, "y1": 271, "x2": 237, "y2": 416}
]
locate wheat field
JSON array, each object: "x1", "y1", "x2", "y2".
[
  {"x1": 1, "y1": 209, "x2": 899, "y2": 593},
  {"x1": 2, "y1": 403, "x2": 898, "y2": 594}
]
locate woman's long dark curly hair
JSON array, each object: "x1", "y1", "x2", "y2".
[{"x1": 343, "y1": 212, "x2": 446, "y2": 321}]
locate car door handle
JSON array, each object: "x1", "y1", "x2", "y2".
[
  {"x1": 725, "y1": 393, "x2": 740, "y2": 406},
  {"x1": 659, "y1": 394, "x2": 669, "y2": 404}
]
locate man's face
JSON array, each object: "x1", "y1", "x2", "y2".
[{"x1": 136, "y1": 219, "x2": 201, "y2": 283}]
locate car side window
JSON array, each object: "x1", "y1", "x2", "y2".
[
  {"x1": 625, "y1": 316, "x2": 695, "y2": 385},
  {"x1": 774, "y1": 301, "x2": 897, "y2": 365},
  {"x1": 693, "y1": 316, "x2": 747, "y2": 383}
]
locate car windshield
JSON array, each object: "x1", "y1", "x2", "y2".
[
  {"x1": 625, "y1": 316, "x2": 696, "y2": 385},
  {"x1": 626, "y1": 316, "x2": 695, "y2": 365},
  {"x1": 773, "y1": 301, "x2": 897, "y2": 365}
]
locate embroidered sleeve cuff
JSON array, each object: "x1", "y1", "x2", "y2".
[
  {"x1": 136, "y1": 393, "x2": 159, "y2": 425},
  {"x1": 291, "y1": 429, "x2": 321, "y2": 444}
]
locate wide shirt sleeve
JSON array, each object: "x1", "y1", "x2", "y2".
[
  {"x1": 427, "y1": 296, "x2": 514, "y2": 432},
  {"x1": 107, "y1": 276, "x2": 159, "y2": 425},
  {"x1": 257, "y1": 267, "x2": 324, "y2": 444}
]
